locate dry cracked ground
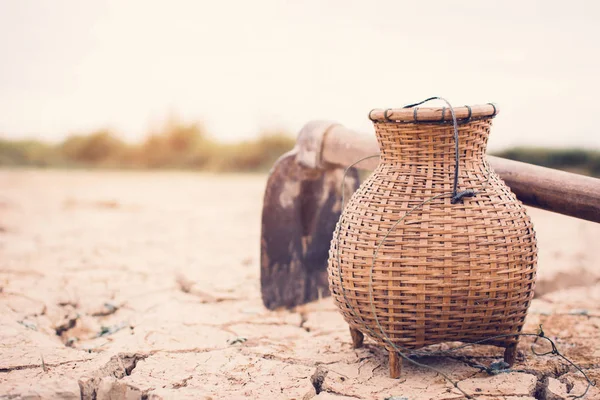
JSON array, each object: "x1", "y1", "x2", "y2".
[{"x1": 1, "y1": 170, "x2": 599, "y2": 400}]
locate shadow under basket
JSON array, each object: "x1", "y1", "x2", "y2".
[{"x1": 327, "y1": 104, "x2": 538, "y2": 378}]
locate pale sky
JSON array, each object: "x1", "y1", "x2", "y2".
[{"x1": 1, "y1": 0, "x2": 599, "y2": 150}]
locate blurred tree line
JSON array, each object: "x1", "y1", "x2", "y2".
[
  {"x1": 0, "y1": 119, "x2": 295, "y2": 172},
  {"x1": 1, "y1": 121, "x2": 599, "y2": 177},
  {"x1": 493, "y1": 147, "x2": 600, "y2": 178}
]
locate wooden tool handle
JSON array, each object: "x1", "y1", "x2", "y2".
[{"x1": 321, "y1": 125, "x2": 600, "y2": 223}]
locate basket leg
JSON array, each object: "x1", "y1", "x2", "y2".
[
  {"x1": 349, "y1": 326, "x2": 364, "y2": 349},
  {"x1": 503, "y1": 343, "x2": 518, "y2": 367},
  {"x1": 389, "y1": 349, "x2": 402, "y2": 379}
]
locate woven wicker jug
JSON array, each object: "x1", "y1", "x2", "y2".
[{"x1": 327, "y1": 103, "x2": 537, "y2": 378}]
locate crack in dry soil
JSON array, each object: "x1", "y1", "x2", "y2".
[
  {"x1": 0, "y1": 358, "x2": 92, "y2": 373},
  {"x1": 2, "y1": 171, "x2": 600, "y2": 400}
]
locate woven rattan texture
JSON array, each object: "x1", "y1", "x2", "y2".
[{"x1": 327, "y1": 117, "x2": 538, "y2": 350}]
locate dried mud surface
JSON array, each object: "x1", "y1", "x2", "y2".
[{"x1": 0, "y1": 170, "x2": 599, "y2": 400}]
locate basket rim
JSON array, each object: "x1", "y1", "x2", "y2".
[{"x1": 369, "y1": 103, "x2": 498, "y2": 123}]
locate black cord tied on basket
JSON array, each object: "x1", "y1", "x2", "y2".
[
  {"x1": 402, "y1": 96, "x2": 468, "y2": 204},
  {"x1": 337, "y1": 154, "x2": 596, "y2": 398},
  {"x1": 334, "y1": 99, "x2": 595, "y2": 398},
  {"x1": 452, "y1": 189, "x2": 476, "y2": 203}
]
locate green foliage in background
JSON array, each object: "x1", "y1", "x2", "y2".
[
  {"x1": 0, "y1": 119, "x2": 295, "y2": 172},
  {"x1": 492, "y1": 147, "x2": 600, "y2": 178},
  {"x1": 60, "y1": 130, "x2": 127, "y2": 166},
  {"x1": 0, "y1": 139, "x2": 55, "y2": 167},
  {"x1": 2, "y1": 122, "x2": 599, "y2": 176}
]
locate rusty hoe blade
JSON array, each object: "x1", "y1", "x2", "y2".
[{"x1": 260, "y1": 150, "x2": 358, "y2": 309}]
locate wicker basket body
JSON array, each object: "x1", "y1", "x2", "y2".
[{"x1": 328, "y1": 106, "x2": 537, "y2": 353}]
